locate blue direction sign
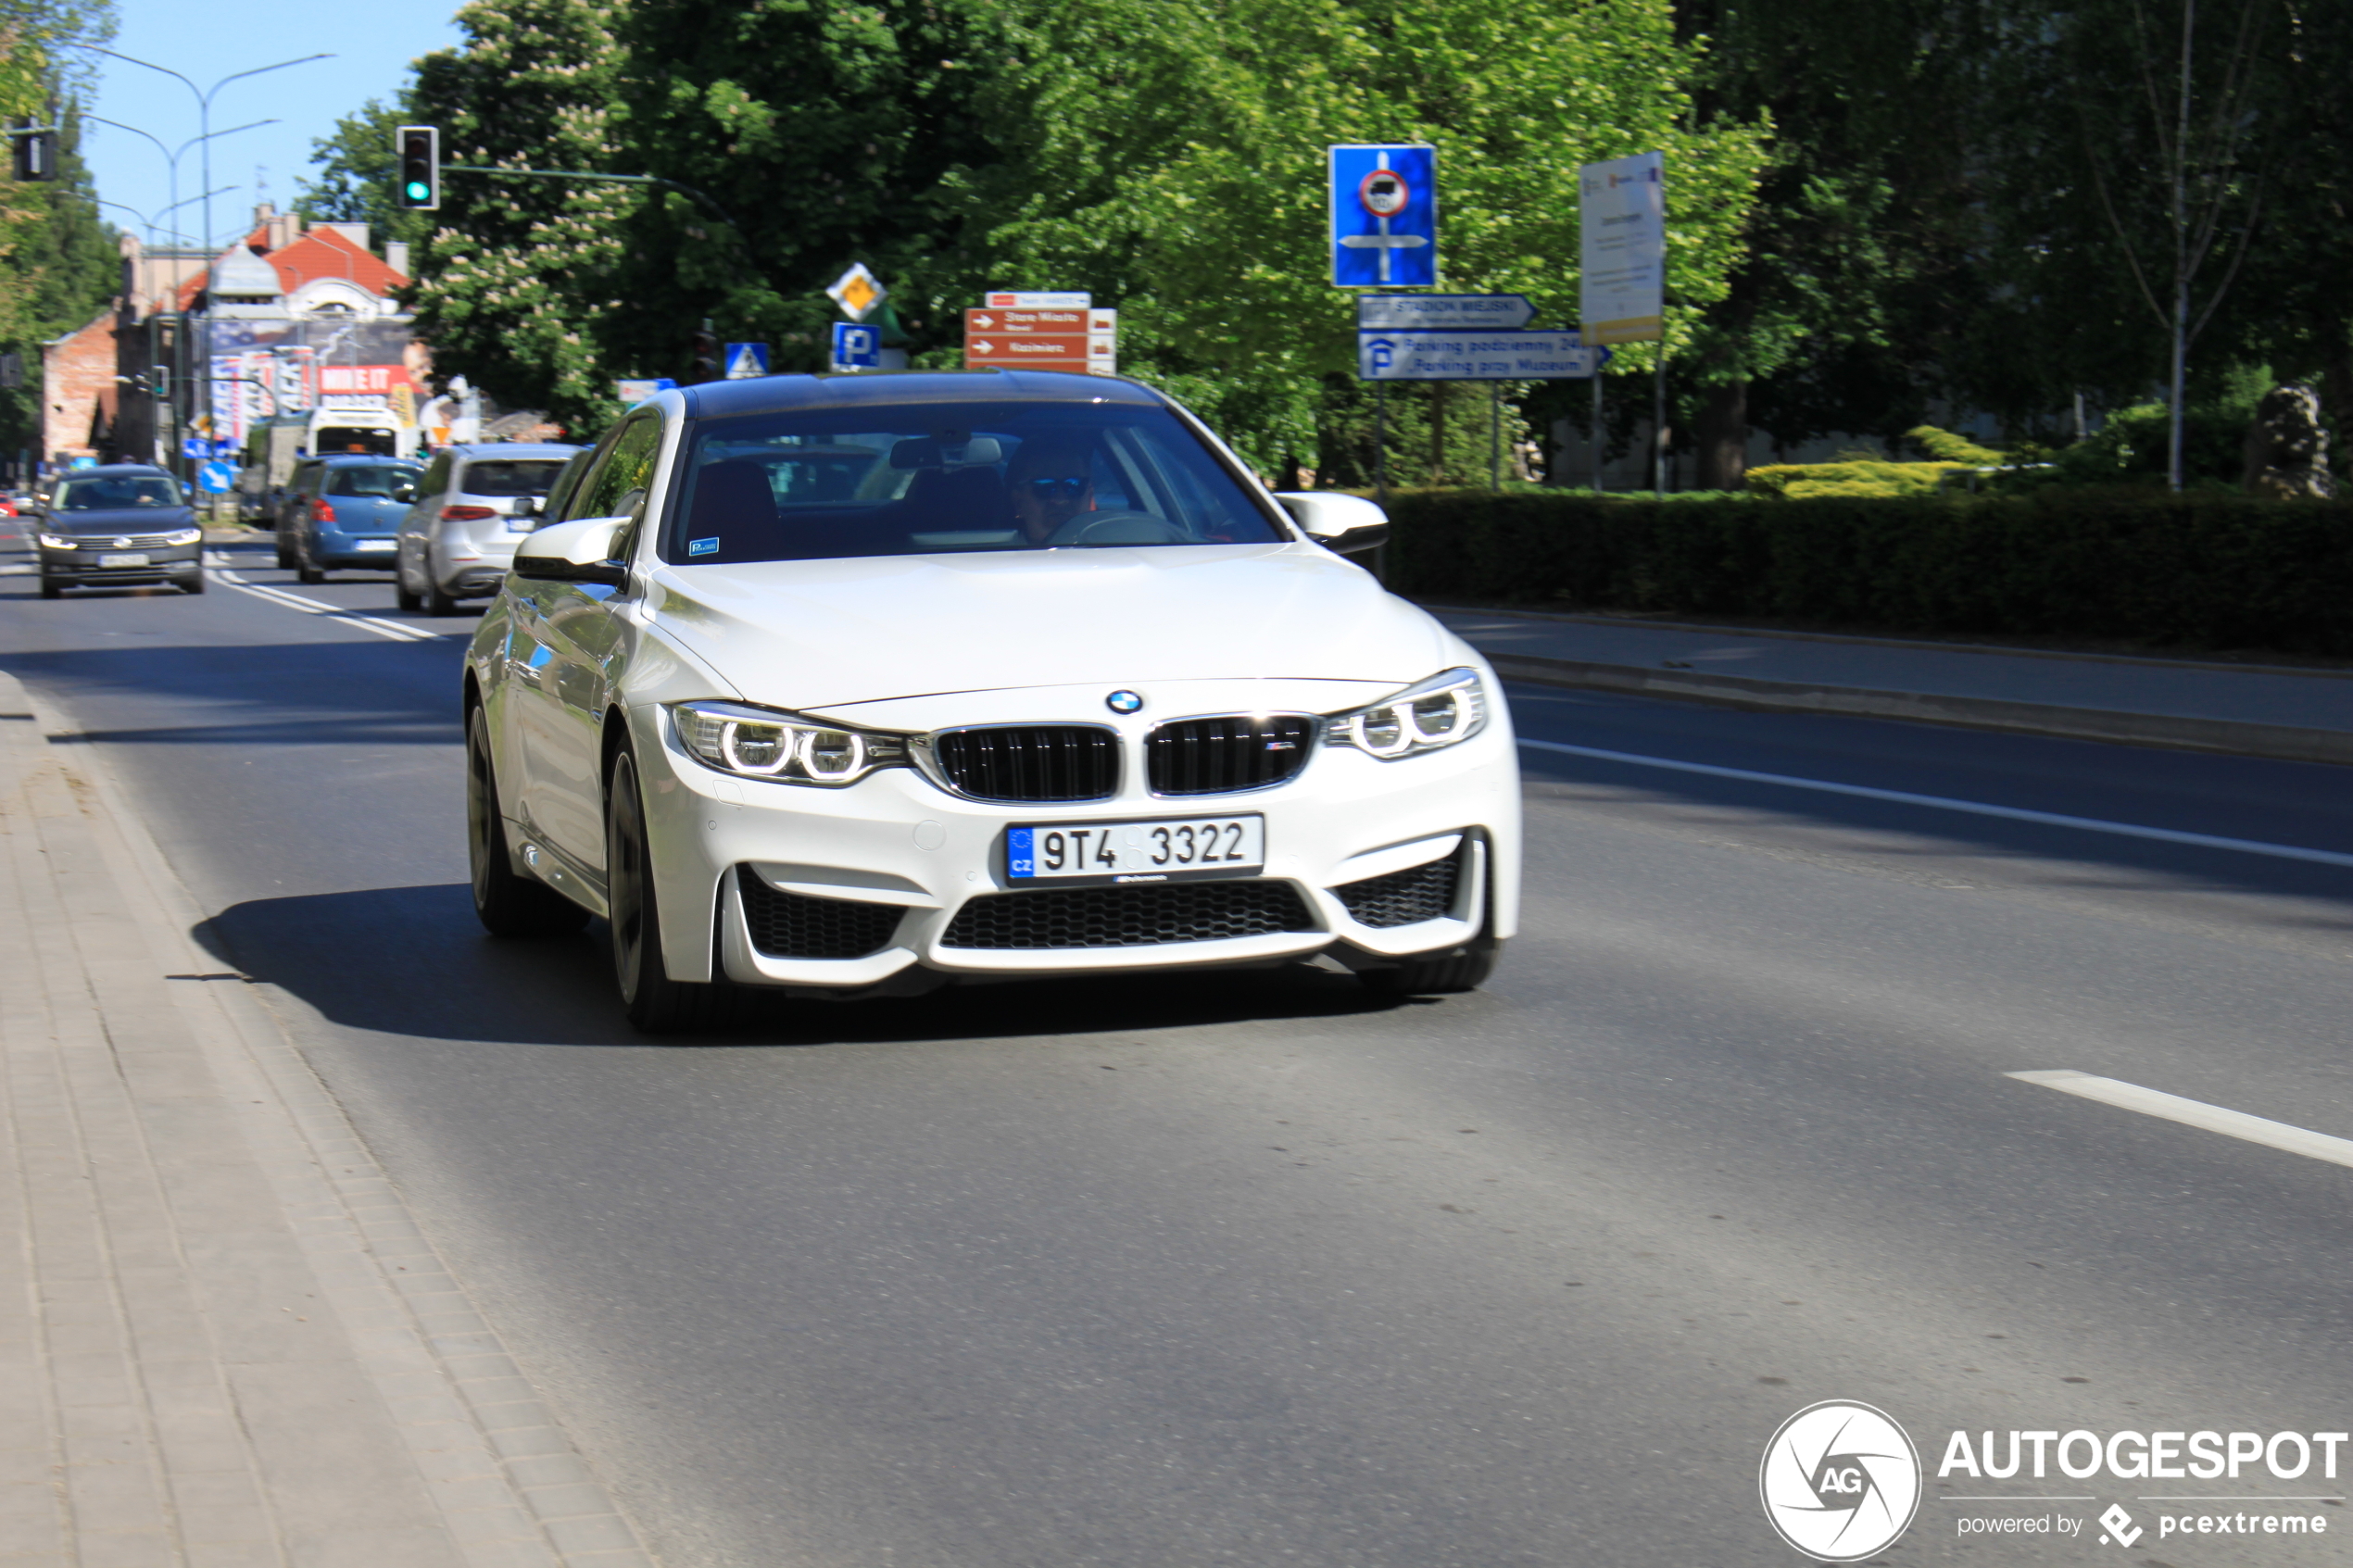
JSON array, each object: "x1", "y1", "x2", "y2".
[
  {"x1": 181, "y1": 435, "x2": 209, "y2": 460},
  {"x1": 1357, "y1": 294, "x2": 1533, "y2": 331},
  {"x1": 723, "y1": 342, "x2": 771, "y2": 380},
  {"x1": 1329, "y1": 144, "x2": 1436, "y2": 288},
  {"x1": 196, "y1": 459, "x2": 237, "y2": 494},
  {"x1": 830, "y1": 321, "x2": 882, "y2": 372},
  {"x1": 1357, "y1": 330, "x2": 1610, "y2": 382}
]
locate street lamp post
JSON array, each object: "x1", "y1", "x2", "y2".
[
  {"x1": 70, "y1": 46, "x2": 330, "y2": 458},
  {"x1": 87, "y1": 116, "x2": 276, "y2": 247}
]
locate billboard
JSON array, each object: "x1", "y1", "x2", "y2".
[{"x1": 208, "y1": 320, "x2": 431, "y2": 448}]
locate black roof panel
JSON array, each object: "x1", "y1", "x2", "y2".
[{"x1": 684, "y1": 369, "x2": 1163, "y2": 420}]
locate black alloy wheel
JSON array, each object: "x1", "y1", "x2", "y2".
[
  {"x1": 466, "y1": 704, "x2": 587, "y2": 938},
  {"x1": 605, "y1": 748, "x2": 725, "y2": 1034}
]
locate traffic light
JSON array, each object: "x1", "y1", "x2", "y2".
[
  {"x1": 686, "y1": 320, "x2": 721, "y2": 385},
  {"x1": 8, "y1": 121, "x2": 54, "y2": 182},
  {"x1": 396, "y1": 125, "x2": 439, "y2": 210}
]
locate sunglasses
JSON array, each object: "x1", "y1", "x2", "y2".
[{"x1": 1019, "y1": 476, "x2": 1089, "y2": 501}]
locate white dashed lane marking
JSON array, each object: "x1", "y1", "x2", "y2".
[
  {"x1": 2007, "y1": 1071, "x2": 2353, "y2": 1171},
  {"x1": 1515, "y1": 736, "x2": 2353, "y2": 870},
  {"x1": 208, "y1": 556, "x2": 445, "y2": 644}
]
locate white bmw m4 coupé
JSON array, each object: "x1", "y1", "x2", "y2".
[{"x1": 463, "y1": 371, "x2": 1520, "y2": 1031}]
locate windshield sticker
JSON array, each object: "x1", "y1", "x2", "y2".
[{"x1": 687, "y1": 536, "x2": 719, "y2": 556}]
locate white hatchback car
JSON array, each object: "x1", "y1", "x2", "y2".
[{"x1": 464, "y1": 371, "x2": 1520, "y2": 1031}]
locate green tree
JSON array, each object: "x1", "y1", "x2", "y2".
[
  {"x1": 0, "y1": 0, "x2": 120, "y2": 465},
  {"x1": 959, "y1": 0, "x2": 1767, "y2": 476}
]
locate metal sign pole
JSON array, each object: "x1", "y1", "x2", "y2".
[
  {"x1": 1593, "y1": 374, "x2": 1604, "y2": 495},
  {"x1": 1375, "y1": 381, "x2": 1388, "y2": 511},
  {"x1": 1653, "y1": 347, "x2": 1667, "y2": 498},
  {"x1": 1490, "y1": 385, "x2": 1501, "y2": 492}
]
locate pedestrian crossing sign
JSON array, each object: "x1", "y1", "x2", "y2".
[{"x1": 723, "y1": 343, "x2": 771, "y2": 380}]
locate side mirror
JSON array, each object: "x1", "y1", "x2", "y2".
[
  {"x1": 513, "y1": 514, "x2": 630, "y2": 585},
  {"x1": 510, "y1": 495, "x2": 539, "y2": 519},
  {"x1": 1273, "y1": 492, "x2": 1390, "y2": 556}
]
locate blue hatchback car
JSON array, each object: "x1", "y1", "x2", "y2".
[{"x1": 279, "y1": 454, "x2": 426, "y2": 582}]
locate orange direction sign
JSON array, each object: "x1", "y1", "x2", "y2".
[{"x1": 964, "y1": 307, "x2": 1117, "y2": 374}]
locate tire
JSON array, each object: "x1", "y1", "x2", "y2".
[
  {"x1": 466, "y1": 705, "x2": 588, "y2": 938},
  {"x1": 177, "y1": 571, "x2": 206, "y2": 595},
  {"x1": 39, "y1": 576, "x2": 61, "y2": 600},
  {"x1": 605, "y1": 748, "x2": 725, "y2": 1034},
  {"x1": 395, "y1": 564, "x2": 422, "y2": 613},
  {"x1": 425, "y1": 570, "x2": 462, "y2": 617},
  {"x1": 1357, "y1": 944, "x2": 1498, "y2": 997},
  {"x1": 295, "y1": 547, "x2": 323, "y2": 584},
  {"x1": 274, "y1": 538, "x2": 294, "y2": 571}
]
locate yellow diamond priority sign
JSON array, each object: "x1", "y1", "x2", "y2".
[{"x1": 827, "y1": 263, "x2": 886, "y2": 322}]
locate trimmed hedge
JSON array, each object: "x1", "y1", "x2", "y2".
[{"x1": 1379, "y1": 487, "x2": 2353, "y2": 656}]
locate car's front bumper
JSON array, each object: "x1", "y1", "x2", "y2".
[
  {"x1": 40, "y1": 544, "x2": 201, "y2": 585},
  {"x1": 606, "y1": 681, "x2": 1521, "y2": 991}
]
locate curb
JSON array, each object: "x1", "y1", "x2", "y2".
[
  {"x1": 1481, "y1": 651, "x2": 2353, "y2": 768},
  {"x1": 7, "y1": 670, "x2": 660, "y2": 1568}
]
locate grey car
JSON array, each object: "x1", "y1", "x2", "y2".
[
  {"x1": 278, "y1": 455, "x2": 425, "y2": 582},
  {"x1": 394, "y1": 442, "x2": 582, "y2": 615},
  {"x1": 32, "y1": 465, "x2": 205, "y2": 598}
]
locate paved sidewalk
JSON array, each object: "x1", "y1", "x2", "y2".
[
  {"x1": 1435, "y1": 607, "x2": 2353, "y2": 764},
  {"x1": 0, "y1": 671, "x2": 653, "y2": 1568}
]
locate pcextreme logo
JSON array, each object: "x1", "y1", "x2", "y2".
[{"x1": 1760, "y1": 1400, "x2": 1924, "y2": 1562}]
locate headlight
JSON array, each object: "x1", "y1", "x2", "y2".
[
  {"x1": 1325, "y1": 667, "x2": 1488, "y2": 759},
  {"x1": 165, "y1": 527, "x2": 202, "y2": 546},
  {"x1": 669, "y1": 699, "x2": 909, "y2": 787},
  {"x1": 38, "y1": 533, "x2": 74, "y2": 549}
]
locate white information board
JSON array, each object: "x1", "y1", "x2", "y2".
[{"x1": 1579, "y1": 151, "x2": 1664, "y2": 345}]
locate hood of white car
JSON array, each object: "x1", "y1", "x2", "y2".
[{"x1": 644, "y1": 543, "x2": 1456, "y2": 709}]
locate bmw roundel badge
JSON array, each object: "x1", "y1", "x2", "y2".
[{"x1": 1105, "y1": 689, "x2": 1145, "y2": 715}]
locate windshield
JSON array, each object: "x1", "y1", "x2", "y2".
[
  {"x1": 460, "y1": 459, "x2": 565, "y2": 497},
  {"x1": 57, "y1": 474, "x2": 182, "y2": 509},
  {"x1": 659, "y1": 402, "x2": 1286, "y2": 565},
  {"x1": 326, "y1": 464, "x2": 422, "y2": 499}
]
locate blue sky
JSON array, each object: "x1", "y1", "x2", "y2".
[{"x1": 77, "y1": 0, "x2": 465, "y2": 253}]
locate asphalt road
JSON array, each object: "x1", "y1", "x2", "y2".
[{"x1": 6, "y1": 536, "x2": 2352, "y2": 1567}]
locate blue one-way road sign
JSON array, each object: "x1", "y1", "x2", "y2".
[{"x1": 1329, "y1": 144, "x2": 1436, "y2": 288}]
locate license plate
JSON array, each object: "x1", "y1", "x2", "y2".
[
  {"x1": 356, "y1": 538, "x2": 395, "y2": 550},
  {"x1": 97, "y1": 552, "x2": 148, "y2": 568},
  {"x1": 1009, "y1": 815, "x2": 1265, "y2": 884}
]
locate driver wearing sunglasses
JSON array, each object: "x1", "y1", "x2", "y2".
[{"x1": 1006, "y1": 435, "x2": 1096, "y2": 546}]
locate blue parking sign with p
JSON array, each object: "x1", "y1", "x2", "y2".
[
  {"x1": 830, "y1": 321, "x2": 882, "y2": 371},
  {"x1": 1329, "y1": 144, "x2": 1437, "y2": 287}
]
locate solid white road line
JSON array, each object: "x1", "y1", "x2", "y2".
[
  {"x1": 1515, "y1": 736, "x2": 2353, "y2": 870},
  {"x1": 212, "y1": 567, "x2": 439, "y2": 643},
  {"x1": 2007, "y1": 1070, "x2": 2353, "y2": 1171}
]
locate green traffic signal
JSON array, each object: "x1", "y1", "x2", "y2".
[{"x1": 405, "y1": 181, "x2": 430, "y2": 202}]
